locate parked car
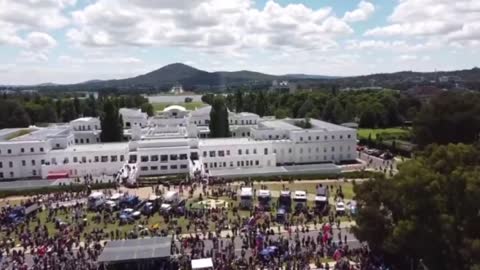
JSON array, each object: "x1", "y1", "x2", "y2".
[{"x1": 336, "y1": 201, "x2": 346, "y2": 216}]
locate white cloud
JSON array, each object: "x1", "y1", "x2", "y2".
[
  {"x1": 365, "y1": 0, "x2": 480, "y2": 44},
  {"x1": 58, "y1": 55, "x2": 143, "y2": 65},
  {"x1": 67, "y1": 0, "x2": 354, "y2": 52},
  {"x1": 25, "y1": 32, "x2": 57, "y2": 51},
  {"x1": 343, "y1": 1, "x2": 375, "y2": 23},
  {"x1": 18, "y1": 51, "x2": 49, "y2": 63},
  {"x1": 345, "y1": 39, "x2": 439, "y2": 52}
]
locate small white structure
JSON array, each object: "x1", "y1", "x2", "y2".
[
  {"x1": 191, "y1": 258, "x2": 214, "y2": 270},
  {"x1": 170, "y1": 84, "x2": 184, "y2": 94},
  {"x1": 119, "y1": 108, "x2": 148, "y2": 128},
  {"x1": 293, "y1": 191, "x2": 307, "y2": 202}
]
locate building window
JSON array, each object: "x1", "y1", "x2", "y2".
[
  {"x1": 324, "y1": 136, "x2": 328, "y2": 140},
  {"x1": 82, "y1": 157, "x2": 87, "y2": 163},
  {"x1": 316, "y1": 136, "x2": 319, "y2": 140},
  {"x1": 141, "y1": 156, "x2": 149, "y2": 162},
  {"x1": 86, "y1": 138, "x2": 90, "y2": 143},
  {"x1": 140, "y1": 167, "x2": 148, "y2": 171},
  {"x1": 331, "y1": 146, "x2": 335, "y2": 152},
  {"x1": 73, "y1": 157, "x2": 78, "y2": 163},
  {"x1": 316, "y1": 147, "x2": 319, "y2": 153},
  {"x1": 161, "y1": 155, "x2": 168, "y2": 162},
  {"x1": 75, "y1": 139, "x2": 78, "y2": 144},
  {"x1": 238, "y1": 149, "x2": 242, "y2": 155},
  {"x1": 0, "y1": 172, "x2": 3, "y2": 178},
  {"x1": 94, "y1": 156, "x2": 99, "y2": 163},
  {"x1": 255, "y1": 160, "x2": 259, "y2": 166},
  {"x1": 171, "y1": 165, "x2": 178, "y2": 170},
  {"x1": 204, "y1": 163, "x2": 208, "y2": 168},
  {"x1": 348, "y1": 134, "x2": 351, "y2": 139},
  {"x1": 332, "y1": 136, "x2": 335, "y2": 140},
  {"x1": 246, "y1": 149, "x2": 249, "y2": 155},
  {"x1": 203, "y1": 151, "x2": 207, "y2": 157},
  {"x1": 7, "y1": 149, "x2": 11, "y2": 154},
  {"x1": 237, "y1": 161, "x2": 240, "y2": 167},
  {"x1": 30, "y1": 147, "x2": 34, "y2": 153},
  {"x1": 230, "y1": 161, "x2": 234, "y2": 167},
  {"x1": 264, "y1": 148, "x2": 268, "y2": 155},
  {"x1": 111, "y1": 156, "x2": 118, "y2": 162},
  {"x1": 160, "y1": 166, "x2": 168, "y2": 170},
  {"x1": 31, "y1": 160, "x2": 35, "y2": 166},
  {"x1": 32, "y1": 170, "x2": 37, "y2": 176},
  {"x1": 120, "y1": 155, "x2": 124, "y2": 162},
  {"x1": 218, "y1": 151, "x2": 225, "y2": 157},
  {"x1": 300, "y1": 137, "x2": 303, "y2": 141},
  {"x1": 22, "y1": 160, "x2": 26, "y2": 166},
  {"x1": 170, "y1": 154, "x2": 178, "y2": 161},
  {"x1": 180, "y1": 164, "x2": 188, "y2": 169},
  {"x1": 273, "y1": 149, "x2": 276, "y2": 154},
  {"x1": 10, "y1": 172, "x2": 14, "y2": 178},
  {"x1": 21, "y1": 148, "x2": 25, "y2": 153},
  {"x1": 40, "y1": 147, "x2": 44, "y2": 152},
  {"x1": 0, "y1": 162, "x2": 2, "y2": 168},
  {"x1": 340, "y1": 135, "x2": 343, "y2": 139},
  {"x1": 209, "y1": 151, "x2": 216, "y2": 157},
  {"x1": 300, "y1": 148, "x2": 303, "y2": 154},
  {"x1": 308, "y1": 136, "x2": 311, "y2": 141},
  {"x1": 180, "y1": 154, "x2": 188, "y2": 160},
  {"x1": 56, "y1": 144, "x2": 60, "y2": 148},
  {"x1": 241, "y1": 161, "x2": 244, "y2": 167},
  {"x1": 289, "y1": 148, "x2": 292, "y2": 153},
  {"x1": 151, "y1": 155, "x2": 159, "y2": 162},
  {"x1": 80, "y1": 139, "x2": 84, "y2": 144},
  {"x1": 151, "y1": 166, "x2": 158, "y2": 171},
  {"x1": 226, "y1": 150, "x2": 230, "y2": 156},
  {"x1": 41, "y1": 160, "x2": 45, "y2": 165},
  {"x1": 8, "y1": 161, "x2": 12, "y2": 168},
  {"x1": 101, "y1": 156, "x2": 108, "y2": 162}
]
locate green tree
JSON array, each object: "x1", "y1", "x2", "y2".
[
  {"x1": 73, "y1": 97, "x2": 82, "y2": 117},
  {"x1": 255, "y1": 92, "x2": 267, "y2": 117},
  {"x1": 274, "y1": 108, "x2": 290, "y2": 119},
  {"x1": 85, "y1": 94, "x2": 98, "y2": 117},
  {"x1": 8, "y1": 105, "x2": 30, "y2": 127},
  {"x1": 209, "y1": 96, "x2": 230, "y2": 138},
  {"x1": 413, "y1": 92, "x2": 480, "y2": 147},
  {"x1": 100, "y1": 99, "x2": 124, "y2": 142},
  {"x1": 141, "y1": 103, "x2": 154, "y2": 117},
  {"x1": 234, "y1": 90, "x2": 243, "y2": 113},
  {"x1": 297, "y1": 99, "x2": 315, "y2": 118},
  {"x1": 353, "y1": 144, "x2": 480, "y2": 270}
]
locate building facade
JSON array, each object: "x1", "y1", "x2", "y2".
[{"x1": 0, "y1": 105, "x2": 356, "y2": 181}]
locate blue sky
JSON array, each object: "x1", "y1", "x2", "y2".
[{"x1": 0, "y1": 0, "x2": 479, "y2": 84}]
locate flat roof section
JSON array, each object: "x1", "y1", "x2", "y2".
[
  {"x1": 97, "y1": 237, "x2": 172, "y2": 263},
  {"x1": 260, "y1": 120, "x2": 302, "y2": 131},
  {"x1": 50, "y1": 142, "x2": 129, "y2": 153},
  {"x1": 9, "y1": 127, "x2": 70, "y2": 142},
  {"x1": 199, "y1": 137, "x2": 270, "y2": 146}
]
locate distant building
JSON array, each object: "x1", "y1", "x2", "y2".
[
  {"x1": 270, "y1": 80, "x2": 298, "y2": 94},
  {"x1": 170, "y1": 84, "x2": 184, "y2": 94}
]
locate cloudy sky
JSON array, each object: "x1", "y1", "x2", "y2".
[{"x1": 1, "y1": 0, "x2": 479, "y2": 84}]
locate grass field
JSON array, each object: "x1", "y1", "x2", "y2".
[
  {"x1": 152, "y1": 101, "x2": 206, "y2": 111},
  {"x1": 358, "y1": 127, "x2": 411, "y2": 140}
]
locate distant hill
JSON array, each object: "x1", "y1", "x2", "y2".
[
  {"x1": 73, "y1": 63, "x2": 279, "y2": 90},
  {"x1": 284, "y1": 74, "x2": 340, "y2": 80}
]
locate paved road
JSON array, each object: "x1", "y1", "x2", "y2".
[{"x1": 357, "y1": 151, "x2": 397, "y2": 173}]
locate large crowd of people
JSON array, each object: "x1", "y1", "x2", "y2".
[{"x1": 0, "y1": 176, "x2": 387, "y2": 270}]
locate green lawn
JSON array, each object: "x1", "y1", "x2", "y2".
[
  {"x1": 358, "y1": 127, "x2": 411, "y2": 140},
  {"x1": 152, "y1": 101, "x2": 206, "y2": 111}
]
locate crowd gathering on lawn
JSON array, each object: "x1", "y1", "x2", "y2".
[{"x1": 0, "y1": 176, "x2": 388, "y2": 270}]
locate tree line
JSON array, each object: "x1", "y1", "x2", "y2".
[
  {"x1": 203, "y1": 90, "x2": 421, "y2": 128},
  {"x1": 0, "y1": 93, "x2": 153, "y2": 129}
]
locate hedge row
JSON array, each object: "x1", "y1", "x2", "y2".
[
  {"x1": 0, "y1": 182, "x2": 116, "y2": 198},
  {"x1": 157, "y1": 171, "x2": 382, "y2": 185}
]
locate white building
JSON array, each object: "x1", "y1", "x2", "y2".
[
  {"x1": 119, "y1": 108, "x2": 148, "y2": 128},
  {"x1": 70, "y1": 117, "x2": 101, "y2": 144},
  {"x1": 0, "y1": 105, "x2": 356, "y2": 181}
]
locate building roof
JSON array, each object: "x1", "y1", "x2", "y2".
[
  {"x1": 70, "y1": 117, "x2": 98, "y2": 123},
  {"x1": 163, "y1": 105, "x2": 187, "y2": 112},
  {"x1": 8, "y1": 127, "x2": 70, "y2": 142},
  {"x1": 50, "y1": 142, "x2": 128, "y2": 153},
  {"x1": 260, "y1": 120, "x2": 302, "y2": 131},
  {"x1": 191, "y1": 106, "x2": 211, "y2": 116},
  {"x1": 97, "y1": 237, "x2": 172, "y2": 263},
  {"x1": 199, "y1": 137, "x2": 270, "y2": 146},
  {"x1": 119, "y1": 108, "x2": 147, "y2": 117}
]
